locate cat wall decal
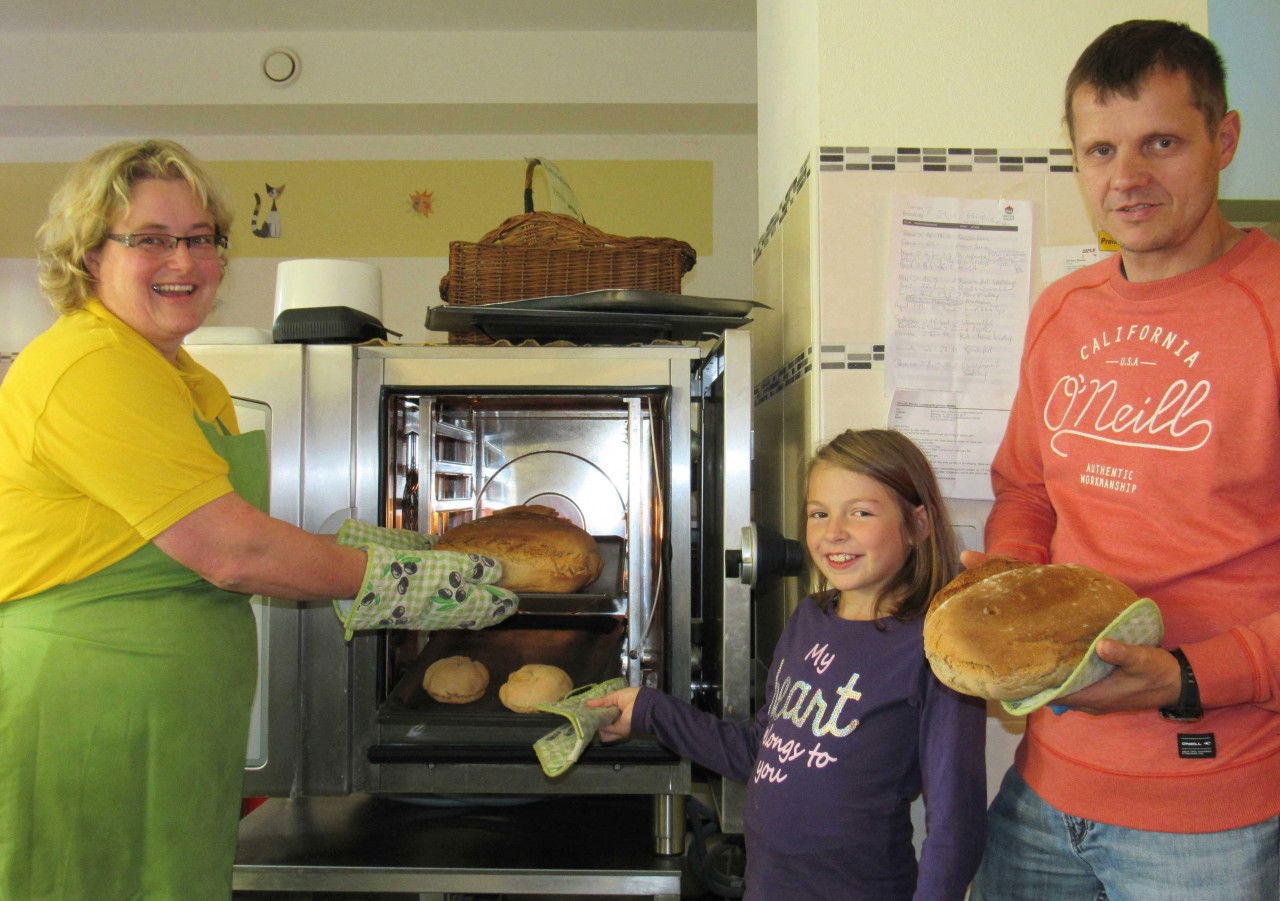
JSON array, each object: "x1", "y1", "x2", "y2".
[{"x1": 250, "y1": 184, "x2": 285, "y2": 238}]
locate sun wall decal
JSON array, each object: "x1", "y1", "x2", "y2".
[{"x1": 409, "y1": 190, "x2": 434, "y2": 218}]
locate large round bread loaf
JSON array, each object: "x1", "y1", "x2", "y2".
[
  {"x1": 434, "y1": 505, "x2": 603, "y2": 593},
  {"x1": 923, "y1": 557, "x2": 1138, "y2": 701}
]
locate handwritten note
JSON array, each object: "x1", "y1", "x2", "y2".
[{"x1": 887, "y1": 196, "x2": 1032, "y2": 401}]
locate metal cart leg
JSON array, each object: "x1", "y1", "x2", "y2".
[{"x1": 652, "y1": 792, "x2": 686, "y2": 856}]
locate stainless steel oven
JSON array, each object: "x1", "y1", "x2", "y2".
[{"x1": 188, "y1": 332, "x2": 755, "y2": 844}]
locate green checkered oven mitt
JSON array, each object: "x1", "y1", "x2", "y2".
[
  {"x1": 332, "y1": 522, "x2": 518, "y2": 641},
  {"x1": 533, "y1": 677, "x2": 626, "y2": 778},
  {"x1": 336, "y1": 518, "x2": 435, "y2": 551}
]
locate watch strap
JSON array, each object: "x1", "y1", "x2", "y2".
[{"x1": 1159, "y1": 647, "x2": 1203, "y2": 722}]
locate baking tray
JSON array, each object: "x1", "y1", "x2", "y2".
[
  {"x1": 426, "y1": 304, "x2": 749, "y2": 344},
  {"x1": 385, "y1": 614, "x2": 627, "y2": 718},
  {"x1": 480, "y1": 289, "x2": 770, "y2": 318},
  {"x1": 515, "y1": 536, "x2": 624, "y2": 615}
]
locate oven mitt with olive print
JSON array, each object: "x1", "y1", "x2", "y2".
[
  {"x1": 533, "y1": 677, "x2": 627, "y2": 778},
  {"x1": 336, "y1": 518, "x2": 435, "y2": 551},
  {"x1": 332, "y1": 541, "x2": 518, "y2": 641}
]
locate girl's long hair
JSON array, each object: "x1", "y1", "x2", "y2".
[{"x1": 806, "y1": 429, "x2": 960, "y2": 622}]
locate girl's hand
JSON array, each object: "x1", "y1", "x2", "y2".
[{"x1": 586, "y1": 687, "x2": 641, "y2": 742}]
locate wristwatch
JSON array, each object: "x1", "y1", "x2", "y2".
[{"x1": 1159, "y1": 648, "x2": 1203, "y2": 722}]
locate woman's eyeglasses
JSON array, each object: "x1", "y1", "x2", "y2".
[{"x1": 105, "y1": 232, "x2": 228, "y2": 258}]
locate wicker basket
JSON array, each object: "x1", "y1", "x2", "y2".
[{"x1": 438, "y1": 161, "x2": 696, "y2": 343}]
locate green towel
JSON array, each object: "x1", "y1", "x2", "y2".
[
  {"x1": 1002, "y1": 598, "x2": 1164, "y2": 715},
  {"x1": 533, "y1": 678, "x2": 627, "y2": 777}
]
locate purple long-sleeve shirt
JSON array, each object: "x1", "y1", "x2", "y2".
[{"x1": 632, "y1": 594, "x2": 986, "y2": 900}]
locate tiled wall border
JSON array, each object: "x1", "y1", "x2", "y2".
[
  {"x1": 754, "y1": 145, "x2": 1074, "y2": 259},
  {"x1": 754, "y1": 346, "x2": 812, "y2": 406},
  {"x1": 754, "y1": 155, "x2": 811, "y2": 261},
  {"x1": 752, "y1": 144, "x2": 1078, "y2": 403},
  {"x1": 819, "y1": 145, "x2": 1074, "y2": 174},
  {"x1": 819, "y1": 342, "x2": 884, "y2": 371},
  {"x1": 754, "y1": 342, "x2": 885, "y2": 406}
]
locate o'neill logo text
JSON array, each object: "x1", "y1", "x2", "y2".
[{"x1": 1044, "y1": 375, "x2": 1212, "y2": 457}]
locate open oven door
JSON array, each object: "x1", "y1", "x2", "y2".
[{"x1": 695, "y1": 328, "x2": 753, "y2": 834}]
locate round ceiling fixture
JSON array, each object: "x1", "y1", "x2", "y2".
[{"x1": 262, "y1": 48, "x2": 300, "y2": 86}]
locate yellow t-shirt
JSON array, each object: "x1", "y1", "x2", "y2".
[{"x1": 0, "y1": 300, "x2": 238, "y2": 602}]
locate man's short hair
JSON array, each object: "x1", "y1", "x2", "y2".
[{"x1": 1064, "y1": 19, "x2": 1228, "y2": 141}]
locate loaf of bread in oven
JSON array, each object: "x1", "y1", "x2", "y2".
[
  {"x1": 434, "y1": 505, "x2": 603, "y2": 593},
  {"x1": 498, "y1": 663, "x2": 574, "y2": 713},
  {"x1": 422, "y1": 655, "x2": 490, "y2": 704},
  {"x1": 923, "y1": 556, "x2": 1138, "y2": 701}
]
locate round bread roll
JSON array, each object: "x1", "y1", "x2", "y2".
[
  {"x1": 422, "y1": 655, "x2": 489, "y2": 704},
  {"x1": 498, "y1": 663, "x2": 574, "y2": 713},
  {"x1": 434, "y1": 505, "x2": 604, "y2": 593},
  {"x1": 923, "y1": 556, "x2": 1138, "y2": 701}
]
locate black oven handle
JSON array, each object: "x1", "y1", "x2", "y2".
[
  {"x1": 368, "y1": 742, "x2": 679, "y2": 765},
  {"x1": 725, "y1": 524, "x2": 805, "y2": 588}
]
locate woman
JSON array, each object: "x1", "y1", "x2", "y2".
[{"x1": 0, "y1": 139, "x2": 515, "y2": 898}]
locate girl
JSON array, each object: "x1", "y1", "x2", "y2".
[{"x1": 588, "y1": 429, "x2": 987, "y2": 900}]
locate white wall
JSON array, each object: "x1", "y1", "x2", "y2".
[
  {"x1": 1212, "y1": 0, "x2": 1280, "y2": 200},
  {"x1": 756, "y1": 0, "x2": 821, "y2": 239},
  {"x1": 756, "y1": 0, "x2": 1208, "y2": 228}
]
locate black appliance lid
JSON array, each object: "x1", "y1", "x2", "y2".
[{"x1": 272, "y1": 305, "x2": 401, "y2": 344}]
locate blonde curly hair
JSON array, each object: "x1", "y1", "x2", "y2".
[{"x1": 36, "y1": 139, "x2": 233, "y2": 314}]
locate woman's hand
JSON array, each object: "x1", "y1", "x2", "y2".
[{"x1": 586, "y1": 687, "x2": 641, "y2": 742}]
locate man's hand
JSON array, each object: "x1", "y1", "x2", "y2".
[
  {"x1": 960, "y1": 549, "x2": 988, "y2": 569},
  {"x1": 1054, "y1": 640, "x2": 1183, "y2": 715}
]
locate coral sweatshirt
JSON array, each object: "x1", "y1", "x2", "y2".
[{"x1": 986, "y1": 228, "x2": 1280, "y2": 832}]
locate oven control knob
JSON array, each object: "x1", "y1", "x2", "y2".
[{"x1": 733, "y1": 523, "x2": 805, "y2": 587}]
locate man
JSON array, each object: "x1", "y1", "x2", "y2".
[{"x1": 969, "y1": 19, "x2": 1280, "y2": 901}]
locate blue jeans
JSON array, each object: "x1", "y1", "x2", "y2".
[{"x1": 971, "y1": 767, "x2": 1279, "y2": 901}]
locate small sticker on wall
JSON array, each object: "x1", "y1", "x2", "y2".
[
  {"x1": 409, "y1": 190, "x2": 435, "y2": 218},
  {"x1": 250, "y1": 184, "x2": 285, "y2": 238}
]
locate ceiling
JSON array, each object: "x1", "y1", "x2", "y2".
[
  {"x1": 0, "y1": 0, "x2": 756, "y2": 33},
  {"x1": 1, "y1": 1, "x2": 756, "y2": 138}
]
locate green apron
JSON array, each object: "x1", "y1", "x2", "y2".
[{"x1": 0, "y1": 416, "x2": 267, "y2": 900}]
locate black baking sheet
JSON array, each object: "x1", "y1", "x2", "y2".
[
  {"x1": 386, "y1": 614, "x2": 627, "y2": 719},
  {"x1": 474, "y1": 289, "x2": 770, "y2": 317},
  {"x1": 515, "y1": 535, "x2": 624, "y2": 615},
  {"x1": 426, "y1": 304, "x2": 749, "y2": 343}
]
